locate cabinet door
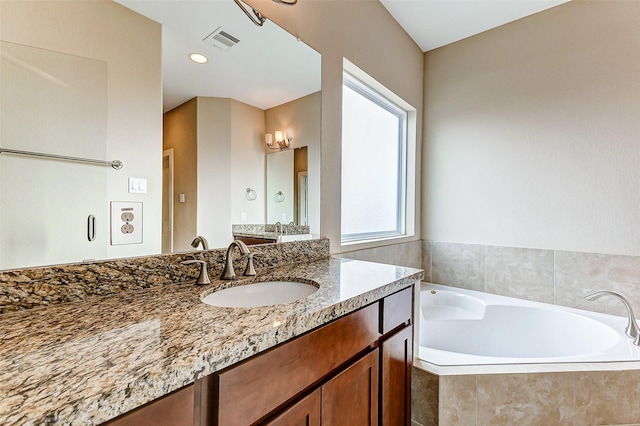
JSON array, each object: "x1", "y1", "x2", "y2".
[
  {"x1": 321, "y1": 349, "x2": 379, "y2": 426},
  {"x1": 266, "y1": 389, "x2": 321, "y2": 426},
  {"x1": 104, "y1": 384, "x2": 194, "y2": 426},
  {"x1": 380, "y1": 325, "x2": 413, "y2": 426}
]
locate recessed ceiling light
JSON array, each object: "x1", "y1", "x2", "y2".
[{"x1": 189, "y1": 53, "x2": 208, "y2": 64}]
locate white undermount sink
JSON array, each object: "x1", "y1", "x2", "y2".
[{"x1": 201, "y1": 280, "x2": 318, "y2": 308}]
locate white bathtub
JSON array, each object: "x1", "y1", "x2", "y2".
[{"x1": 419, "y1": 283, "x2": 640, "y2": 366}]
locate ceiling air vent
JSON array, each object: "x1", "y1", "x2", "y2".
[{"x1": 204, "y1": 27, "x2": 240, "y2": 51}]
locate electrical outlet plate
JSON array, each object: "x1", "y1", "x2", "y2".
[{"x1": 110, "y1": 201, "x2": 143, "y2": 245}]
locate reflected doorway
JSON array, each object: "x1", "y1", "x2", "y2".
[
  {"x1": 298, "y1": 172, "x2": 308, "y2": 226},
  {"x1": 162, "y1": 149, "x2": 174, "y2": 253}
]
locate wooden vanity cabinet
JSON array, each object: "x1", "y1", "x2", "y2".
[
  {"x1": 379, "y1": 287, "x2": 413, "y2": 426},
  {"x1": 103, "y1": 286, "x2": 414, "y2": 426},
  {"x1": 205, "y1": 303, "x2": 380, "y2": 425},
  {"x1": 266, "y1": 349, "x2": 379, "y2": 426},
  {"x1": 220, "y1": 286, "x2": 413, "y2": 426},
  {"x1": 380, "y1": 325, "x2": 413, "y2": 425},
  {"x1": 319, "y1": 348, "x2": 379, "y2": 425},
  {"x1": 266, "y1": 389, "x2": 321, "y2": 426}
]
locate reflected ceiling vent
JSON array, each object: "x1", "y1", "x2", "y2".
[{"x1": 204, "y1": 27, "x2": 240, "y2": 51}]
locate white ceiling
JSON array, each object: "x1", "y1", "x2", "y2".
[
  {"x1": 116, "y1": 0, "x2": 570, "y2": 112},
  {"x1": 116, "y1": 0, "x2": 321, "y2": 112},
  {"x1": 379, "y1": 0, "x2": 571, "y2": 52}
]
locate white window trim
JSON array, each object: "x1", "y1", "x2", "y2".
[{"x1": 340, "y1": 59, "x2": 417, "y2": 245}]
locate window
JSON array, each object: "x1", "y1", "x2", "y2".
[{"x1": 341, "y1": 63, "x2": 415, "y2": 244}]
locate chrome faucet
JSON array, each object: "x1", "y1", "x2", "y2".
[
  {"x1": 274, "y1": 222, "x2": 282, "y2": 236},
  {"x1": 191, "y1": 236, "x2": 209, "y2": 250},
  {"x1": 585, "y1": 291, "x2": 640, "y2": 345},
  {"x1": 221, "y1": 240, "x2": 253, "y2": 280}
]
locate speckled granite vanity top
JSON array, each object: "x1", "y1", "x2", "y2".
[{"x1": 0, "y1": 257, "x2": 423, "y2": 425}]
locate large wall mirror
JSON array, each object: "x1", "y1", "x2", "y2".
[{"x1": 0, "y1": 0, "x2": 321, "y2": 269}]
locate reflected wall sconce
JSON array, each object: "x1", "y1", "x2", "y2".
[{"x1": 265, "y1": 130, "x2": 292, "y2": 150}]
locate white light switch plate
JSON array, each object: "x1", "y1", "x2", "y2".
[
  {"x1": 110, "y1": 201, "x2": 143, "y2": 245},
  {"x1": 128, "y1": 177, "x2": 148, "y2": 194}
]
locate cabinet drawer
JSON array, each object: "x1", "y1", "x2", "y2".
[
  {"x1": 210, "y1": 303, "x2": 380, "y2": 425},
  {"x1": 380, "y1": 287, "x2": 413, "y2": 335}
]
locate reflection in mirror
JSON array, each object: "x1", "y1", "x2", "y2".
[
  {"x1": 0, "y1": 0, "x2": 320, "y2": 270},
  {"x1": 155, "y1": 1, "x2": 321, "y2": 251},
  {"x1": 0, "y1": 41, "x2": 108, "y2": 269},
  {"x1": 267, "y1": 150, "x2": 294, "y2": 224},
  {"x1": 267, "y1": 147, "x2": 308, "y2": 225}
]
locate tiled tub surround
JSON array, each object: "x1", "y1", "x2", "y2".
[
  {"x1": 416, "y1": 241, "x2": 640, "y2": 425},
  {"x1": 337, "y1": 240, "x2": 423, "y2": 269},
  {"x1": 0, "y1": 253, "x2": 423, "y2": 424},
  {"x1": 0, "y1": 238, "x2": 328, "y2": 314},
  {"x1": 413, "y1": 284, "x2": 640, "y2": 426},
  {"x1": 423, "y1": 241, "x2": 640, "y2": 317},
  {"x1": 412, "y1": 368, "x2": 640, "y2": 426}
]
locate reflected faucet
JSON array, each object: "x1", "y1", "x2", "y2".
[
  {"x1": 221, "y1": 240, "x2": 251, "y2": 280},
  {"x1": 585, "y1": 291, "x2": 640, "y2": 345},
  {"x1": 191, "y1": 236, "x2": 209, "y2": 250}
]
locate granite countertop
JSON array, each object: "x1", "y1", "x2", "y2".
[
  {"x1": 233, "y1": 231, "x2": 280, "y2": 240},
  {"x1": 0, "y1": 257, "x2": 423, "y2": 425}
]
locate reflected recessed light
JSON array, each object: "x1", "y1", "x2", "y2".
[{"x1": 189, "y1": 53, "x2": 208, "y2": 64}]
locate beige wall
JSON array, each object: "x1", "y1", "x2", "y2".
[
  {"x1": 246, "y1": 0, "x2": 424, "y2": 254},
  {"x1": 197, "y1": 97, "x2": 233, "y2": 248},
  {"x1": 423, "y1": 0, "x2": 640, "y2": 256},
  {"x1": 164, "y1": 97, "x2": 265, "y2": 250},
  {"x1": 265, "y1": 91, "x2": 321, "y2": 234},
  {"x1": 229, "y1": 99, "x2": 266, "y2": 233},
  {"x1": 0, "y1": 0, "x2": 163, "y2": 261},
  {"x1": 163, "y1": 98, "x2": 198, "y2": 252}
]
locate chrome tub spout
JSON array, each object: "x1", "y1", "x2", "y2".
[{"x1": 585, "y1": 291, "x2": 640, "y2": 345}]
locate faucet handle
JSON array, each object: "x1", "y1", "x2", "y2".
[
  {"x1": 244, "y1": 253, "x2": 257, "y2": 276},
  {"x1": 181, "y1": 260, "x2": 211, "y2": 285}
]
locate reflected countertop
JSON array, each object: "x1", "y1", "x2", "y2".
[
  {"x1": 0, "y1": 257, "x2": 423, "y2": 425},
  {"x1": 233, "y1": 231, "x2": 280, "y2": 239}
]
